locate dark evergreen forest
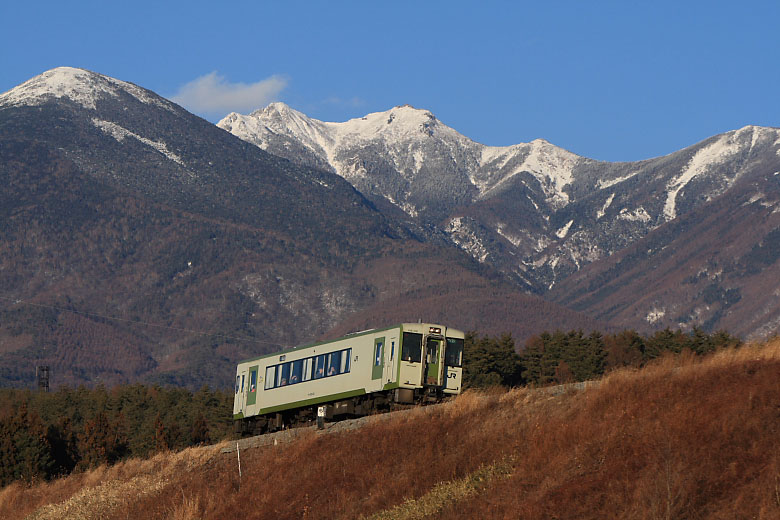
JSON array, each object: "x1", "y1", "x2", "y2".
[
  {"x1": 463, "y1": 327, "x2": 742, "y2": 388},
  {"x1": 0, "y1": 384, "x2": 232, "y2": 486}
]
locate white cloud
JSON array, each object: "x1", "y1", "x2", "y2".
[{"x1": 171, "y1": 72, "x2": 287, "y2": 118}]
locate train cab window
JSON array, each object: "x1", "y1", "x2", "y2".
[
  {"x1": 374, "y1": 342, "x2": 383, "y2": 366},
  {"x1": 445, "y1": 337, "x2": 464, "y2": 367},
  {"x1": 249, "y1": 370, "x2": 257, "y2": 392},
  {"x1": 402, "y1": 332, "x2": 423, "y2": 363},
  {"x1": 390, "y1": 341, "x2": 395, "y2": 361},
  {"x1": 235, "y1": 375, "x2": 240, "y2": 394},
  {"x1": 241, "y1": 374, "x2": 245, "y2": 392}
]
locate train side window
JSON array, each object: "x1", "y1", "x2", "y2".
[
  {"x1": 402, "y1": 332, "x2": 422, "y2": 363},
  {"x1": 327, "y1": 351, "x2": 341, "y2": 376},
  {"x1": 277, "y1": 363, "x2": 291, "y2": 386},
  {"x1": 290, "y1": 360, "x2": 303, "y2": 384},
  {"x1": 314, "y1": 354, "x2": 326, "y2": 379},
  {"x1": 265, "y1": 366, "x2": 276, "y2": 389},
  {"x1": 302, "y1": 358, "x2": 312, "y2": 382},
  {"x1": 341, "y1": 348, "x2": 351, "y2": 373}
]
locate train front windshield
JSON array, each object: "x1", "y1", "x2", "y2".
[
  {"x1": 401, "y1": 332, "x2": 422, "y2": 362},
  {"x1": 445, "y1": 337, "x2": 463, "y2": 366}
]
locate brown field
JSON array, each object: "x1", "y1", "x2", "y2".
[{"x1": 2, "y1": 339, "x2": 779, "y2": 519}]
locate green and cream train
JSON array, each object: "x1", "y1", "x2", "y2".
[{"x1": 233, "y1": 323, "x2": 464, "y2": 434}]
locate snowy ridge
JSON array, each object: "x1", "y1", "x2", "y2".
[
  {"x1": 596, "y1": 169, "x2": 641, "y2": 190},
  {"x1": 0, "y1": 67, "x2": 177, "y2": 112},
  {"x1": 219, "y1": 103, "x2": 581, "y2": 208},
  {"x1": 597, "y1": 193, "x2": 615, "y2": 219},
  {"x1": 664, "y1": 129, "x2": 743, "y2": 220},
  {"x1": 556, "y1": 219, "x2": 574, "y2": 239},
  {"x1": 663, "y1": 125, "x2": 780, "y2": 220},
  {"x1": 221, "y1": 102, "x2": 472, "y2": 170},
  {"x1": 445, "y1": 217, "x2": 489, "y2": 263},
  {"x1": 479, "y1": 139, "x2": 581, "y2": 207},
  {"x1": 617, "y1": 207, "x2": 651, "y2": 223},
  {"x1": 92, "y1": 118, "x2": 185, "y2": 166}
]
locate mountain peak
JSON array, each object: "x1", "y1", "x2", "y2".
[
  {"x1": 0, "y1": 66, "x2": 175, "y2": 112},
  {"x1": 250, "y1": 101, "x2": 312, "y2": 123},
  {"x1": 392, "y1": 103, "x2": 433, "y2": 116},
  {"x1": 254, "y1": 101, "x2": 295, "y2": 116}
]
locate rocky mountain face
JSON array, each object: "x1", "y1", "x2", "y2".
[
  {"x1": 549, "y1": 156, "x2": 780, "y2": 339},
  {"x1": 0, "y1": 68, "x2": 604, "y2": 389},
  {"x1": 220, "y1": 104, "x2": 780, "y2": 339}
]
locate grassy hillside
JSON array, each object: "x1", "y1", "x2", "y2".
[{"x1": 2, "y1": 339, "x2": 779, "y2": 519}]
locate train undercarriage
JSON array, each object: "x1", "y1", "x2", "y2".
[{"x1": 235, "y1": 386, "x2": 446, "y2": 436}]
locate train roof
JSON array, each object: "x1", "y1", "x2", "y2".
[{"x1": 235, "y1": 323, "x2": 463, "y2": 366}]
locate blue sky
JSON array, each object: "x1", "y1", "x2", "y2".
[{"x1": 2, "y1": 1, "x2": 779, "y2": 161}]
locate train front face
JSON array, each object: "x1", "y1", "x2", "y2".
[{"x1": 398, "y1": 324, "x2": 464, "y2": 395}]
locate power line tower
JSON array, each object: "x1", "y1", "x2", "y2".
[{"x1": 36, "y1": 365, "x2": 50, "y2": 392}]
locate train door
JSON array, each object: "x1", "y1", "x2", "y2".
[
  {"x1": 246, "y1": 366, "x2": 258, "y2": 407},
  {"x1": 384, "y1": 337, "x2": 397, "y2": 386},
  {"x1": 424, "y1": 336, "x2": 444, "y2": 386},
  {"x1": 399, "y1": 332, "x2": 423, "y2": 388},
  {"x1": 234, "y1": 368, "x2": 248, "y2": 415},
  {"x1": 372, "y1": 337, "x2": 385, "y2": 389}
]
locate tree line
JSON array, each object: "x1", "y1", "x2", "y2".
[
  {"x1": 0, "y1": 384, "x2": 232, "y2": 487},
  {"x1": 463, "y1": 327, "x2": 742, "y2": 389}
]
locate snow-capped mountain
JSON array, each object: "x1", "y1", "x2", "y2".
[
  {"x1": 0, "y1": 67, "x2": 605, "y2": 388},
  {"x1": 0, "y1": 66, "x2": 178, "y2": 112},
  {"x1": 220, "y1": 104, "x2": 780, "y2": 297},
  {"x1": 219, "y1": 103, "x2": 585, "y2": 221}
]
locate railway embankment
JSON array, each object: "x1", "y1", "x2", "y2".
[{"x1": 221, "y1": 379, "x2": 602, "y2": 454}]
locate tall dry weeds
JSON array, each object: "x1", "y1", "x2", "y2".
[
  {"x1": 0, "y1": 444, "x2": 224, "y2": 520},
  {"x1": 445, "y1": 338, "x2": 780, "y2": 519}
]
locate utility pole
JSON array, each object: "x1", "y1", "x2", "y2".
[{"x1": 36, "y1": 365, "x2": 50, "y2": 392}]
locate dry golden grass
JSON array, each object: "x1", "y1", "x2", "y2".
[
  {"x1": 2, "y1": 338, "x2": 779, "y2": 519},
  {"x1": 364, "y1": 457, "x2": 514, "y2": 520},
  {"x1": 1, "y1": 445, "x2": 223, "y2": 520},
  {"x1": 443, "y1": 338, "x2": 780, "y2": 519}
]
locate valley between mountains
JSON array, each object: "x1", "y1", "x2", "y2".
[{"x1": 1, "y1": 66, "x2": 779, "y2": 388}]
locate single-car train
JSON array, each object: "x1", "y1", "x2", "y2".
[{"x1": 233, "y1": 323, "x2": 464, "y2": 434}]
